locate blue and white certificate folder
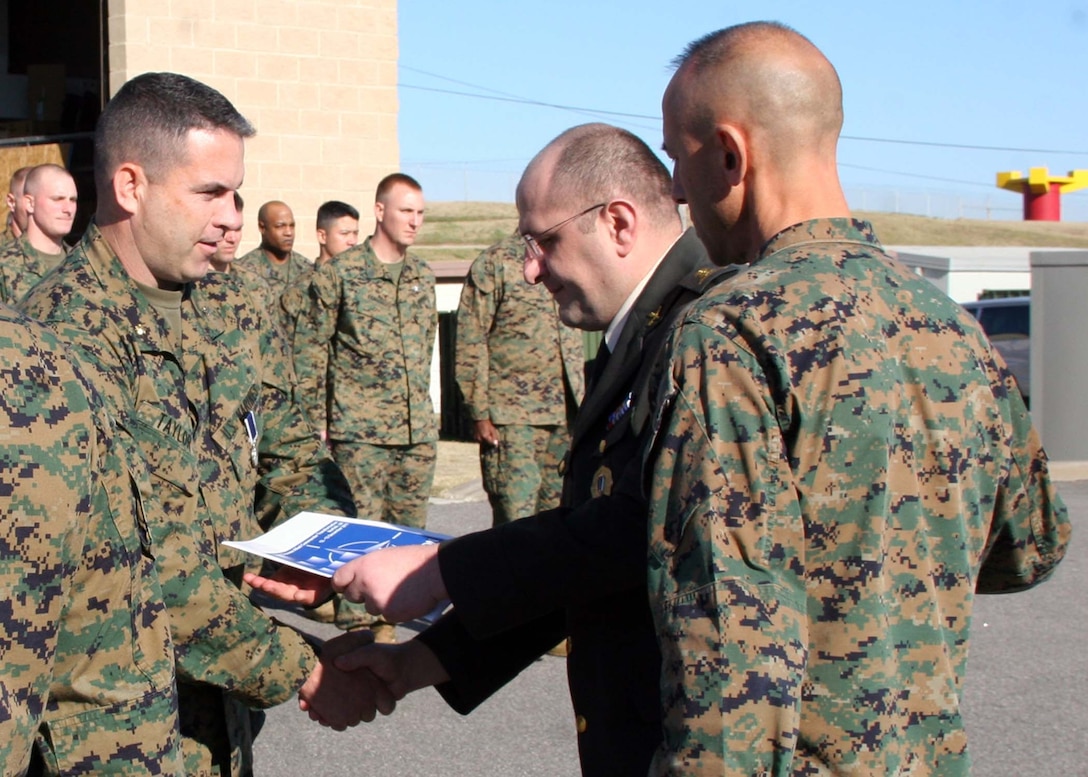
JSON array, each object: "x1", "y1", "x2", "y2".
[{"x1": 223, "y1": 512, "x2": 449, "y2": 578}]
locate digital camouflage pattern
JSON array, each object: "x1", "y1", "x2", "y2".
[
  {"x1": 456, "y1": 232, "x2": 585, "y2": 524},
  {"x1": 20, "y1": 224, "x2": 354, "y2": 777},
  {"x1": 0, "y1": 234, "x2": 67, "y2": 304},
  {"x1": 233, "y1": 246, "x2": 312, "y2": 312},
  {"x1": 645, "y1": 218, "x2": 1071, "y2": 776},
  {"x1": 0, "y1": 308, "x2": 181, "y2": 776},
  {"x1": 455, "y1": 232, "x2": 584, "y2": 427},
  {"x1": 293, "y1": 236, "x2": 437, "y2": 445},
  {"x1": 478, "y1": 424, "x2": 570, "y2": 526}
]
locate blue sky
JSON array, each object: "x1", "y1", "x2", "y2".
[{"x1": 398, "y1": 1, "x2": 1088, "y2": 219}]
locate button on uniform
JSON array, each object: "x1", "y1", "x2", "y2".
[{"x1": 575, "y1": 714, "x2": 587, "y2": 734}]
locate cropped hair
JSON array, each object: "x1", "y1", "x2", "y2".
[
  {"x1": 94, "y1": 72, "x2": 254, "y2": 189},
  {"x1": 375, "y1": 173, "x2": 422, "y2": 203},
  {"x1": 317, "y1": 200, "x2": 360, "y2": 230}
]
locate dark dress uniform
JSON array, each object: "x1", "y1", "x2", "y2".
[{"x1": 416, "y1": 229, "x2": 738, "y2": 776}]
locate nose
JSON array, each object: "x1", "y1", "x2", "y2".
[
  {"x1": 214, "y1": 191, "x2": 240, "y2": 230},
  {"x1": 523, "y1": 250, "x2": 544, "y2": 285}
]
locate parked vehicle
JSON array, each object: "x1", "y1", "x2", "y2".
[{"x1": 961, "y1": 296, "x2": 1030, "y2": 405}]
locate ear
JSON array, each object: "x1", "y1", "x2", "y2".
[
  {"x1": 316, "y1": 228, "x2": 328, "y2": 247},
  {"x1": 21, "y1": 192, "x2": 34, "y2": 216},
  {"x1": 112, "y1": 162, "x2": 144, "y2": 217},
  {"x1": 715, "y1": 123, "x2": 747, "y2": 188},
  {"x1": 4, "y1": 192, "x2": 14, "y2": 211},
  {"x1": 374, "y1": 200, "x2": 385, "y2": 224},
  {"x1": 604, "y1": 199, "x2": 638, "y2": 258}
]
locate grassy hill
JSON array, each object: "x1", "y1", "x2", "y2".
[{"x1": 414, "y1": 201, "x2": 1088, "y2": 264}]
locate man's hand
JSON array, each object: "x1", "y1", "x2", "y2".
[
  {"x1": 244, "y1": 566, "x2": 332, "y2": 607},
  {"x1": 331, "y1": 635, "x2": 450, "y2": 699},
  {"x1": 473, "y1": 418, "x2": 500, "y2": 448},
  {"x1": 298, "y1": 632, "x2": 398, "y2": 730},
  {"x1": 330, "y1": 543, "x2": 447, "y2": 623}
]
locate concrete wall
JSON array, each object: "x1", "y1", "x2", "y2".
[{"x1": 106, "y1": 0, "x2": 399, "y2": 259}]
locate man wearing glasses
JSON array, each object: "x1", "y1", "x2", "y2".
[{"x1": 249, "y1": 122, "x2": 737, "y2": 775}]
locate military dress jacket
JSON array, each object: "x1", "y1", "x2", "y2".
[
  {"x1": 455, "y1": 232, "x2": 584, "y2": 427},
  {"x1": 0, "y1": 309, "x2": 182, "y2": 776},
  {"x1": 19, "y1": 224, "x2": 351, "y2": 776},
  {"x1": 417, "y1": 229, "x2": 722, "y2": 776},
  {"x1": 0, "y1": 234, "x2": 67, "y2": 304},
  {"x1": 294, "y1": 236, "x2": 438, "y2": 445},
  {"x1": 644, "y1": 219, "x2": 1071, "y2": 775}
]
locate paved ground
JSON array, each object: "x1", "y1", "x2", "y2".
[{"x1": 253, "y1": 479, "x2": 1086, "y2": 776}]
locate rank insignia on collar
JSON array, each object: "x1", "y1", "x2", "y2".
[
  {"x1": 646, "y1": 308, "x2": 662, "y2": 328},
  {"x1": 695, "y1": 267, "x2": 712, "y2": 282}
]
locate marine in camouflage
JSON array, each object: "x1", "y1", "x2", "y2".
[
  {"x1": 20, "y1": 223, "x2": 355, "y2": 777},
  {"x1": 0, "y1": 233, "x2": 67, "y2": 304},
  {"x1": 645, "y1": 218, "x2": 1071, "y2": 775},
  {"x1": 294, "y1": 234, "x2": 437, "y2": 525},
  {"x1": 455, "y1": 232, "x2": 584, "y2": 525},
  {"x1": 0, "y1": 306, "x2": 182, "y2": 776},
  {"x1": 234, "y1": 246, "x2": 312, "y2": 313}
]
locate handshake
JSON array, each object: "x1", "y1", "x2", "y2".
[{"x1": 245, "y1": 543, "x2": 450, "y2": 730}]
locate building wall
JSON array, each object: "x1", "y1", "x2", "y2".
[{"x1": 106, "y1": 0, "x2": 399, "y2": 259}]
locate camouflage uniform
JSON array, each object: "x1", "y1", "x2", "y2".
[
  {"x1": 0, "y1": 234, "x2": 67, "y2": 304},
  {"x1": 294, "y1": 235, "x2": 438, "y2": 528},
  {"x1": 0, "y1": 307, "x2": 182, "y2": 776},
  {"x1": 645, "y1": 218, "x2": 1071, "y2": 775},
  {"x1": 456, "y1": 233, "x2": 584, "y2": 525},
  {"x1": 234, "y1": 247, "x2": 312, "y2": 312},
  {"x1": 20, "y1": 224, "x2": 356, "y2": 777}
]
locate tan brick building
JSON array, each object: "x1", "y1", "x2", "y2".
[
  {"x1": 0, "y1": 0, "x2": 399, "y2": 259},
  {"x1": 108, "y1": 0, "x2": 399, "y2": 258}
]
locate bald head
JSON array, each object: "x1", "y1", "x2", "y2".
[
  {"x1": 672, "y1": 22, "x2": 842, "y2": 168},
  {"x1": 518, "y1": 123, "x2": 679, "y2": 232},
  {"x1": 662, "y1": 22, "x2": 850, "y2": 263},
  {"x1": 257, "y1": 200, "x2": 295, "y2": 258},
  {"x1": 24, "y1": 164, "x2": 77, "y2": 250}
]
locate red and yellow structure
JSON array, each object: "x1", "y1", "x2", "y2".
[{"x1": 996, "y1": 167, "x2": 1088, "y2": 221}]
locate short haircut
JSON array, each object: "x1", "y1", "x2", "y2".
[
  {"x1": 542, "y1": 123, "x2": 678, "y2": 229},
  {"x1": 317, "y1": 200, "x2": 360, "y2": 230},
  {"x1": 9, "y1": 166, "x2": 32, "y2": 193},
  {"x1": 23, "y1": 164, "x2": 73, "y2": 197},
  {"x1": 94, "y1": 72, "x2": 255, "y2": 190},
  {"x1": 375, "y1": 173, "x2": 422, "y2": 203}
]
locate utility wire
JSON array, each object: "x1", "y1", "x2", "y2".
[{"x1": 399, "y1": 75, "x2": 1088, "y2": 157}]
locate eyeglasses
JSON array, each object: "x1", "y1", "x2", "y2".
[{"x1": 521, "y1": 202, "x2": 607, "y2": 260}]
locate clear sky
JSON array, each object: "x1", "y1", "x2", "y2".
[{"x1": 398, "y1": 1, "x2": 1088, "y2": 220}]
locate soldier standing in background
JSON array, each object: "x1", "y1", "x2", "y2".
[
  {"x1": 1, "y1": 165, "x2": 31, "y2": 242},
  {"x1": 20, "y1": 71, "x2": 387, "y2": 776},
  {"x1": 279, "y1": 200, "x2": 359, "y2": 359},
  {"x1": 0, "y1": 164, "x2": 78, "y2": 303},
  {"x1": 234, "y1": 199, "x2": 311, "y2": 309},
  {"x1": 455, "y1": 231, "x2": 584, "y2": 526},
  {"x1": 293, "y1": 173, "x2": 436, "y2": 639},
  {"x1": 0, "y1": 308, "x2": 182, "y2": 775}
]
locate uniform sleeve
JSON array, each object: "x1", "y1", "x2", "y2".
[
  {"x1": 34, "y1": 316, "x2": 318, "y2": 709},
  {"x1": 977, "y1": 368, "x2": 1070, "y2": 593},
  {"x1": 455, "y1": 254, "x2": 499, "y2": 421},
  {"x1": 416, "y1": 608, "x2": 566, "y2": 714},
  {"x1": 255, "y1": 299, "x2": 357, "y2": 528},
  {"x1": 644, "y1": 319, "x2": 808, "y2": 775},
  {"x1": 292, "y1": 262, "x2": 339, "y2": 433},
  {"x1": 0, "y1": 323, "x2": 93, "y2": 768}
]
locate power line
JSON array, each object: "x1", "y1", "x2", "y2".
[
  {"x1": 399, "y1": 75, "x2": 1088, "y2": 157},
  {"x1": 838, "y1": 162, "x2": 995, "y2": 189}
]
